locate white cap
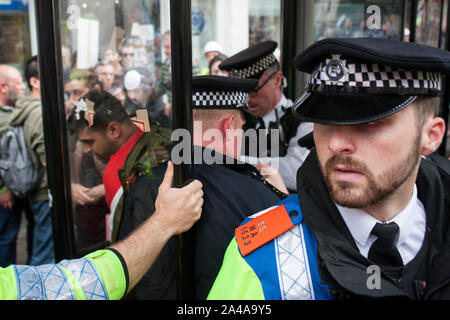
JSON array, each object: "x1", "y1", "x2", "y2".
[
  {"x1": 124, "y1": 70, "x2": 142, "y2": 90},
  {"x1": 204, "y1": 41, "x2": 222, "y2": 54}
]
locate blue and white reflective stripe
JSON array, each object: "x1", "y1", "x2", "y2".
[
  {"x1": 14, "y1": 264, "x2": 74, "y2": 300},
  {"x1": 14, "y1": 258, "x2": 108, "y2": 300},
  {"x1": 59, "y1": 258, "x2": 108, "y2": 300},
  {"x1": 274, "y1": 223, "x2": 315, "y2": 300}
]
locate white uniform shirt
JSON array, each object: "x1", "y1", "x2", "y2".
[
  {"x1": 336, "y1": 184, "x2": 426, "y2": 265},
  {"x1": 241, "y1": 95, "x2": 313, "y2": 190}
]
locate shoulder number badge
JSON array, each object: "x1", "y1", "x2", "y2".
[{"x1": 235, "y1": 205, "x2": 294, "y2": 257}]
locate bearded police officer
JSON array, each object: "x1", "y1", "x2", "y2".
[
  {"x1": 219, "y1": 41, "x2": 313, "y2": 191},
  {"x1": 208, "y1": 38, "x2": 450, "y2": 300}
]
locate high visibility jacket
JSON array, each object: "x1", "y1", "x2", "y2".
[
  {"x1": 0, "y1": 249, "x2": 127, "y2": 300},
  {"x1": 207, "y1": 195, "x2": 334, "y2": 300}
]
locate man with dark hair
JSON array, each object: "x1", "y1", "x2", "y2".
[
  {"x1": 70, "y1": 89, "x2": 177, "y2": 299},
  {"x1": 209, "y1": 38, "x2": 450, "y2": 300},
  {"x1": 220, "y1": 41, "x2": 313, "y2": 191}
]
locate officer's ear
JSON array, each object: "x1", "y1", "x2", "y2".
[
  {"x1": 273, "y1": 71, "x2": 283, "y2": 88},
  {"x1": 420, "y1": 116, "x2": 445, "y2": 156}
]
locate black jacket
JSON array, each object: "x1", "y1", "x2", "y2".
[
  {"x1": 296, "y1": 151, "x2": 450, "y2": 299},
  {"x1": 192, "y1": 147, "x2": 286, "y2": 299}
]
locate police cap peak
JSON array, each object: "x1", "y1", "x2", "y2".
[
  {"x1": 293, "y1": 38, "x2": 450, "y2": 125},
  {"x1": 219, "y1": 41, "x2": 278, "y2": 79}
]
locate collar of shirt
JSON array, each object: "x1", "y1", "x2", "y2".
[
  {"x1": 258, "y1": 95, "x2": 292, "y2": 129},
  {"x1": 0, "y1": 105, "x2": 14, "y2": 112},
  {"x1": 336, "y1": 184, "x2": 425, "y2": 251}
]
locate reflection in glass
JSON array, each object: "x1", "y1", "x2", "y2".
[
  {"x1": 191, "y1": 0, "x2": 281, "y2": 74},
  {"x1": 58, "y1": 0, "x2": 178, "y2": 300},
  {"x1": 58, "y1": 0, "x2": 173, "y2": 253},
  {"x1": 313, "y1": 0, "x2": 403, "y2": 42},
  {"x1": 0, "y1": 6, "x2": 31, "y2": 69},
  {"x1": 415, "y1": 0, "x2": 443, "y2": 48}
]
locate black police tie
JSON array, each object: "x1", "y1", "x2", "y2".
[
  {"x1": 258, "y1": 118, "x2": 266, "y2": 129},
  {"x1": 368, "y1": 222, "x2": 403, "y2": 267}
]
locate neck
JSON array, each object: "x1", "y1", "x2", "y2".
[
  {"x1": 0, "y1": 96, "x2": 7, "y2": 107},
  {"x1": 364, "y1": 170, "x2": 418, "y2": 222},
  {"x1": 193, "y1": 140, "x2": 238, "y2": 160},
  {"x1": 30, "y1": 89, "x2": 40, "y2": 99},
  {"x1": 119, "y1": 124, "x2": 139, "y2": 146}
]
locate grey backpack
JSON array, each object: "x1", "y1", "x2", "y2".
[{"x1": 0, "y1": 126, "x2": 44, "y2": 197}]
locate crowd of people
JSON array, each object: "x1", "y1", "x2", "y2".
[{"x1": 0, "y1": 29, "x2": 450, "y2": 301}]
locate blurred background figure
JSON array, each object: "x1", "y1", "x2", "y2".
[
  {"x1": 94, "y1": 61, "x2": 116, "y2": 93},
  {"x1": 103, "y1": 49, "x2": 123, "y2": 76},
  {"x1": 202, "y1": 41, "x2": 223, "y2": 75},
  {"x1": 124, "y1": 68, "x2": 170, "y2": 128},
  {"x1": 208, "y1": 54, "x2": 229, "y2": 77},
  {"x1": 119, "y1": 38, "x2": 137, "y2": 73},
  {"x1": 0, "y1": 64, "x2": 30, "y2": 267}
]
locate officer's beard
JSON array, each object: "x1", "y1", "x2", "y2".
[{"x1": 320, "y1": 134, "x2": 422, "y2": 209}]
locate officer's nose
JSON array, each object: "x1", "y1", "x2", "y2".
[{"x1": 327, "y1": 125, "x2": 356, "y2": 155}]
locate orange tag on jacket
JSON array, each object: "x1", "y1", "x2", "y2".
[{"x1": 235, "y1": 205, "x2": 294, "y2": 257}]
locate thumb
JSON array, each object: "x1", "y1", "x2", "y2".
[{"x1": 159, "y1": 161, "x2": 174, "y2": 191}]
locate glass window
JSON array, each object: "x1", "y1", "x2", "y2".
[
  {"x1": 313, "y1": 0, "x2": 404, "y2": 41},
  {"x1": 415, "y1": 0, "x2": 443, "y2": 48},
  {"x1": 191, "y1": 0, "x2": 281, "y2": 75},
  {"x1": 58, "y1": 0, "x2": 172, "y2": 249},
  {"x1": 0, "y1": 1, "x2": 32, "y2": 71}
]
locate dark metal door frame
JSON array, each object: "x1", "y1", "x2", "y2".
[
  {"x1": 35, "y1": 0, "x2": 77, "y2": 261},
  {"x1": 281, "y1": 0, "x2": 297, "y2": 101},
  {"x1": 169, "y1": 0, "x2": 195, "y2": 300}
]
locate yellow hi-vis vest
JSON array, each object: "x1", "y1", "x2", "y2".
[{"x1": 0, "y1": 249, "x2": 127, "y2": 300}]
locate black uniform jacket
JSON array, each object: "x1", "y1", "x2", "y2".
[
  {"x1": 296, "y1": 150, "x2": 450, "y2": 299},
  {"x1": 192, "y1": 146, "x2": 286, "y2": 299}
]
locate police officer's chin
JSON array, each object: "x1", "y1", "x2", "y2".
[{"x1": 247, "y1": 106, "x2": 260, "y2": 118}]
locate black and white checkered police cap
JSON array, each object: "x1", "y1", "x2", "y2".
[
  {"x1": 294, "y1": 38, "x2": 450, "y2": 125},
  {"x1": 219, "y1": 41, "x2": 278, "y2": 79},
  {"x1": 192, "y1": 75, "x2": 258, "y2": 110}
]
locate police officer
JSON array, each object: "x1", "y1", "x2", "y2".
[
  {"x1": 208, "y1": 38, "x2": 450, "y2": 300},
  {"x1": 219, "y1": 41, "x2": 313, "y2": 191},
  {"x1": 190, "y1": 75, "x2": 289, "y2": 299}
]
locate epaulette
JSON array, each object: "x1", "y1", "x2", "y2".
[{"x1": 235, "y1": 204, "x2": 295, "y2": 257}]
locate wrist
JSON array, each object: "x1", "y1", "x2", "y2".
[{"x1": 148, "y1": 209, "x2": 176, "y2": 240}]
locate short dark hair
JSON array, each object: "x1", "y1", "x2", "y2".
[
  {"x1": 68, "y1": 90, "x2": 132, "y2": 134},
  {"x1": 24, "y1": 55, "x2": 39, "y2": 90},
  {"x1": 414, "y1": 96, "x2": 442, "y2": 129}
]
